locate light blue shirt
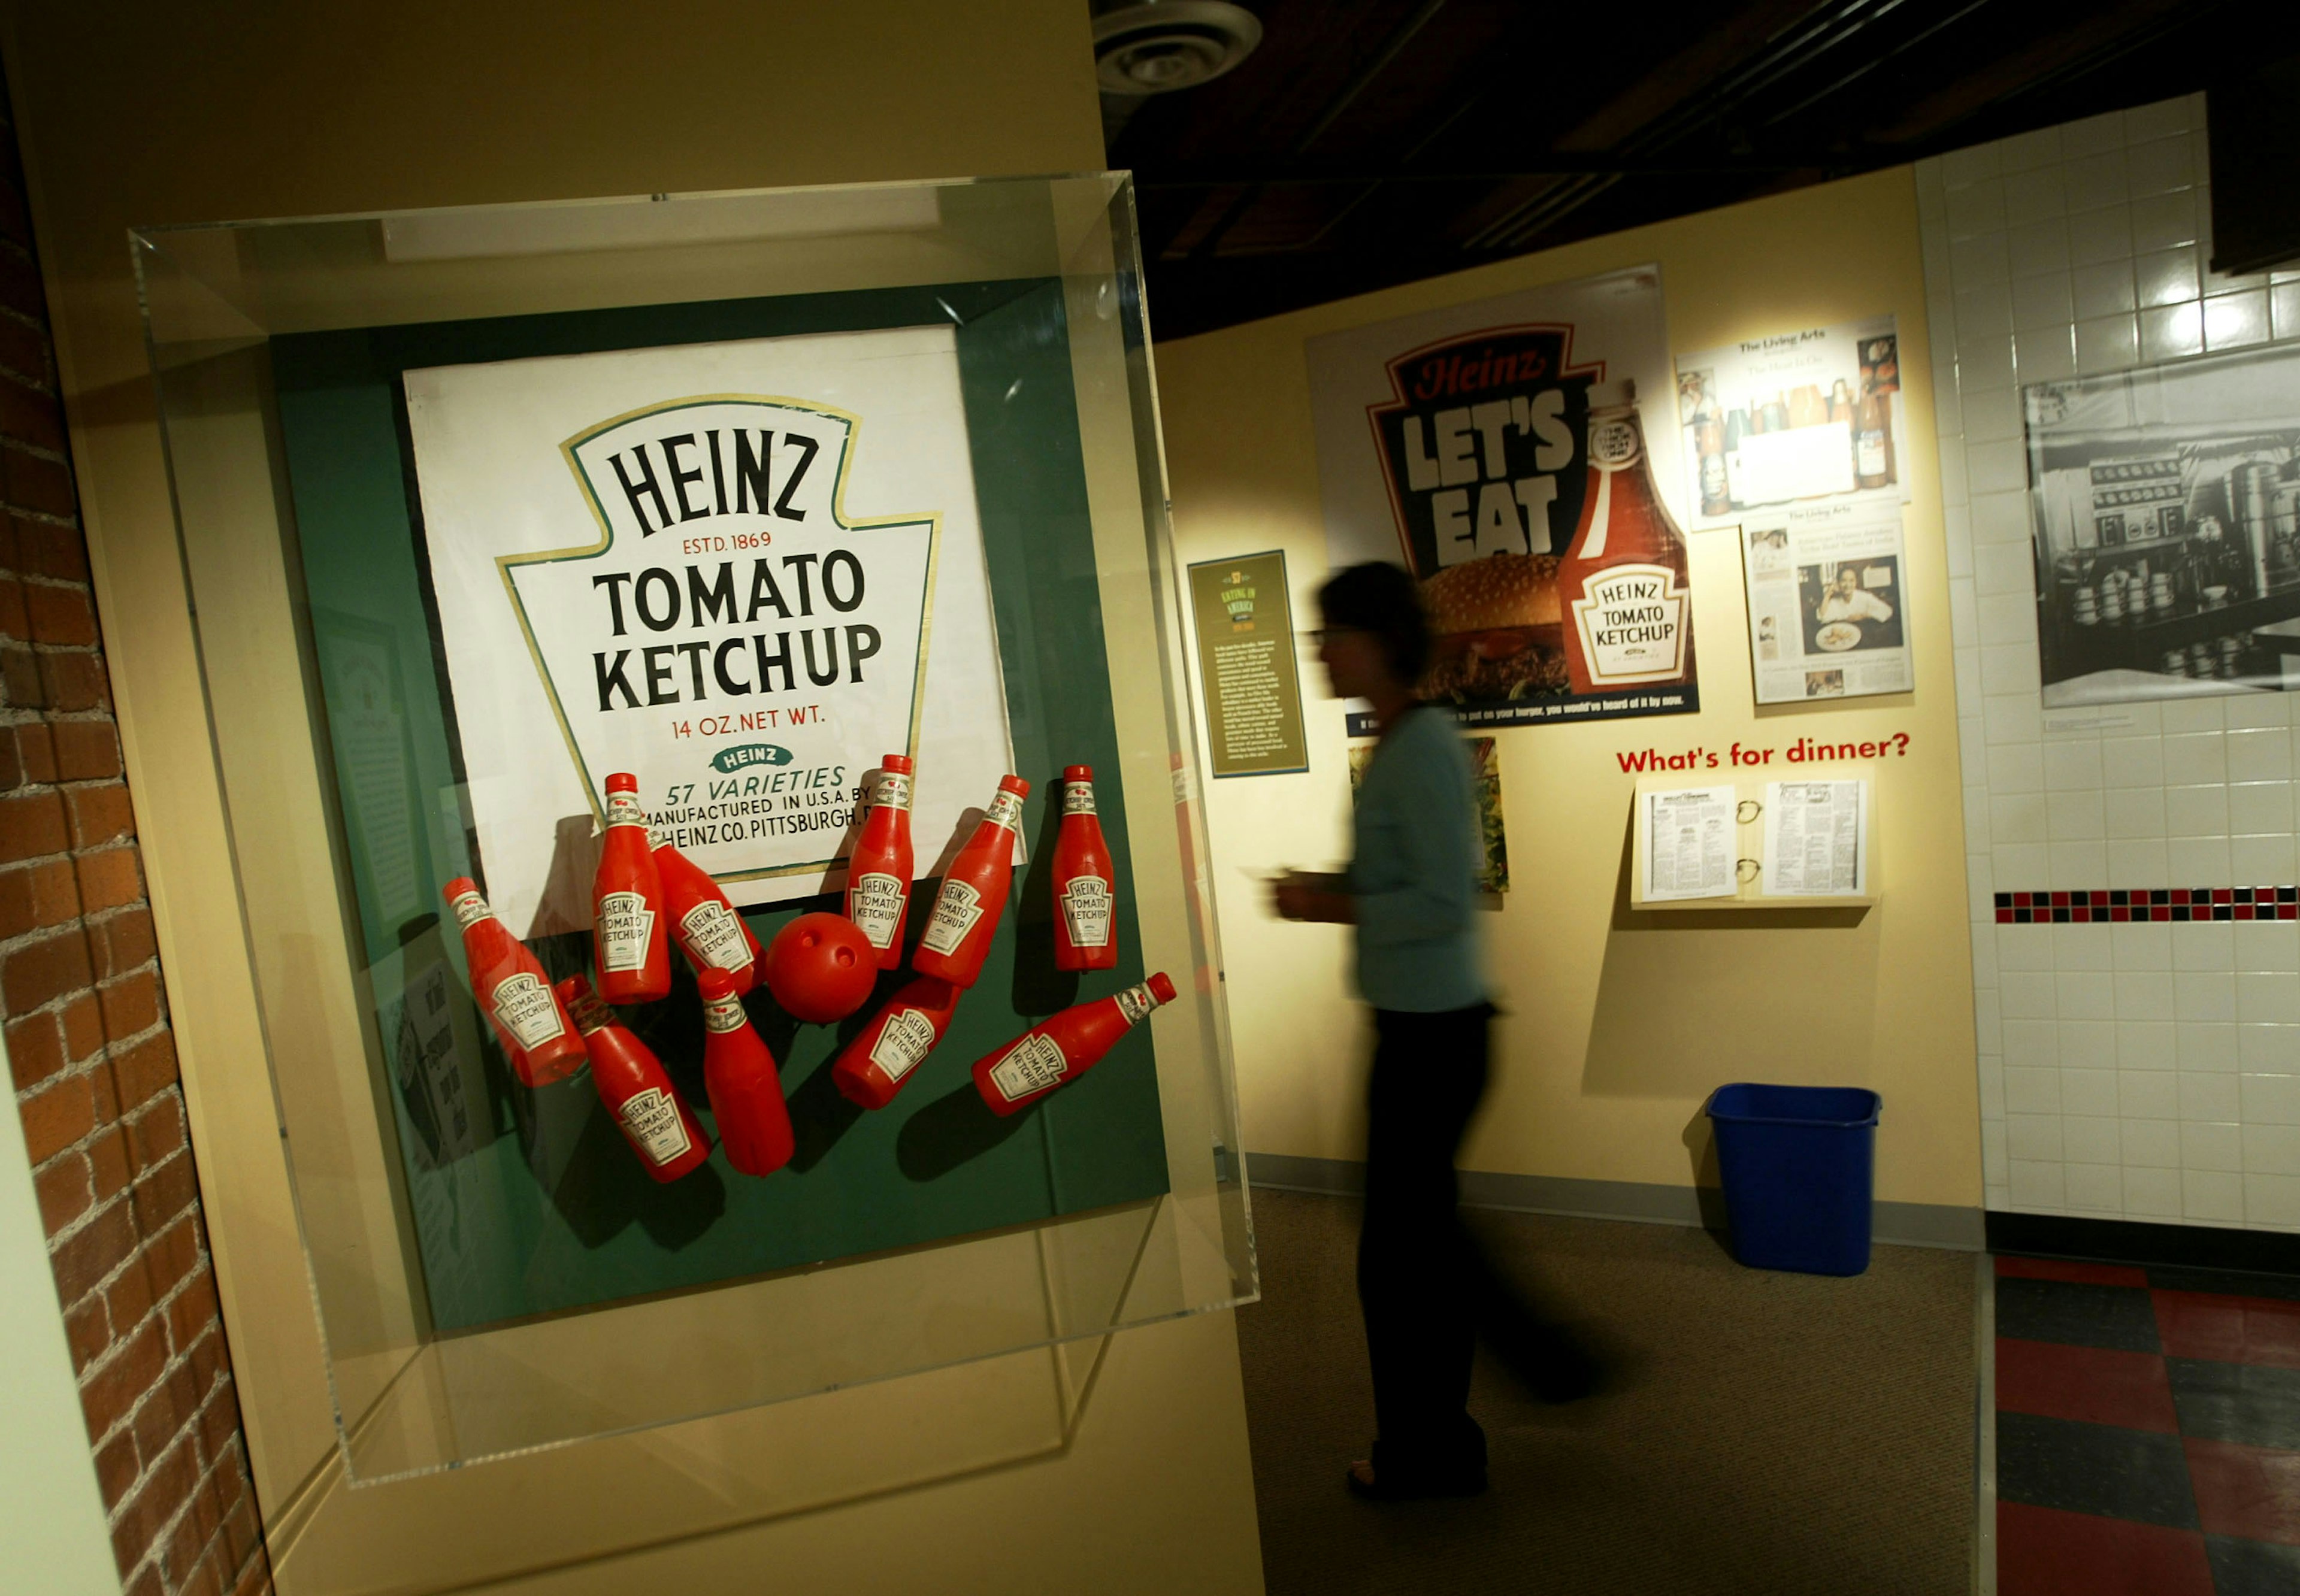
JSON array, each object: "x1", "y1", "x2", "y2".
[{"x1": 1347, "y1": 706, "x2": 1485, "y2": 1013}]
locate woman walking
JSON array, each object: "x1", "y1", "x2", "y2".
[{"x1": 1272, "y1": 561, "x2": 1596, "y2": 1501}]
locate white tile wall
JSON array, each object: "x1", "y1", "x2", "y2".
[{"x1": 1921, "y1": 94, "x2": 2300, "y2": 1231}]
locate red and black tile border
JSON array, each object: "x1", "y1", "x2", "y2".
[{"x1": 1995, "y1": 889, "x2": 2300, "y2": 923}]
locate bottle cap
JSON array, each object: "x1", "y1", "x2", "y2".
[
  {"x1": 997, "y1": 774, "x2": 1032, "y2": 798},
  {"x1": 552, "y1": 974, "x2": 612, "y2": 1033},
  {"x1": 1148, "y1": 971, "x2": 1177, "y2": 1005},
  {"x1": 882, "y1": 754, "x2": 915, "y2": 774},
  {"x1": 606, "y1": 772, "x2": 638, "y2": 794},
  {"x1": 1063, "y1": 764, "x2": 1093, "y2": 782},
  {"x1": 443, "y1": 877, "x2": 479, "y2": 902},
  {"x1": 696, "y1": 968, "x2": 739, "y2": 1002}
]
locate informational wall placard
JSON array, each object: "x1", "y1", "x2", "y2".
[
  {"x1": 405, "y1": 329, "x2": 1015, "y2": 932},
  {"x1": 1641, "y1": 785, "x2": 1737, "y2": 901},
  {"x1": 1762, "y1": 779, "x2": 1869, "y2": 897},
  {"x1": 1742, "y1": 502, "x2": 1914, "y2": 702},
  {"x1": 1675, "y1": 315, "x2": 1907, "y2": 526},
  {"x1": 1187, "y1": 550, "x2": 1309, "y2": 777},
  {"x1": 1306, "y1": 265, "x2": 1697, "y2": 731}
]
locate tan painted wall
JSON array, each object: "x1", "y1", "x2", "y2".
[
  {"x1": 0, "y1": 4, "x2": 1262, "y2": 1593},
  {"x1": 1160, "y1": 169, "x2": 1983, "y2": 1212}
]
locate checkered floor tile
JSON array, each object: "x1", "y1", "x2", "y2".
[{"x1": 1996, "y1": 1255, "x2": 2300, "y2": 1595}]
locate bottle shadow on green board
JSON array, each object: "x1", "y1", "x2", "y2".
[
  {"x1": 783, "y1": 966, "x2": 908, "y2": 1172},
  {"x1": 895, "y1": 1080, "x2": 1037, "y2": 1182}
]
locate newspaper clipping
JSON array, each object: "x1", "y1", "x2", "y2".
[
  {"x1": 1762, "y1": 779, "x2": 1868, "y2": 898},
  {"x1": 1741, "y1": 501, "x2": 1912, "y2": 704},
  {"x1": 1642, "y1": 785, "x2": 1738, "y2": 901}
]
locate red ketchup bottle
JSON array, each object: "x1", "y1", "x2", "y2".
[
  {"x1": 593, "y1": 773, "x2": 671, "y2": 1004},
  {"x1": 554, "y1": 974, "x2": 712, "y2": 1182},
  {"x1": 653, "y1": 831, "x2": 762, "y2": 995},
  {"x1": 912, "y1": 774, "x2": 1029, "y2": 989},
  {"x1": 831, "y1": 976, "x2": 961, "y2": 1110},
  {"x1": 1052, "y1": 764, "x2": 1117, "y2": 971},
  {"x1": 972, "y1": 972, "x2": 1176, "y2": 1116},
  {"x1": 845, "y1": 755, "x2": 915, "y2": 969},
  {"x1": 697, "y1": 969, "x2": 793, "y2": 1176},
  {"x1": 442, "y1": 877, "x2": 586, "y2": 1087}
]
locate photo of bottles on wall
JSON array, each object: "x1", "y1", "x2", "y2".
[
  {"x1": 1674, "y1": 314, "x2": 1908, "y2": 525},
  {"x1": 2027, "y1": 341, "x2": 2300, "y2": 708}
]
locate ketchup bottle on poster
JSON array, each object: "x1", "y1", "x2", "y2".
[
  {"x1": 973, "y1": 973, "x2": 1176, "y2": 1116},
  {"x1": 592, "y1": 773, "x2": 671, "y2": 1005},
  {"x1": 1052, "y1": 765, "x2": 1117, "y2": 971},
  {"x1": 697, "y1": 970, "x2": 792, "y2": 1176},
  {"x1": 554, "y1": 974, "x2": 711, "y2": 1182},
  {"x1": 845, "y1": 755, "x2": 915, "y2": 969},
  {"x1": 830, "y1": 976, "x2": 962, "y2": 1110},
  {"x1": 912, "y1": 775, "x2": 1029, "y2": 989},
  {"x1": 1557, "y1": 380, "x2": 1697, "y2": 697},
  {"x1": 442, "y1": 878, "x2": 586, "y2": 1087},
  {"x1": 652, "y1": 831, "x2": 762, "y2": 995}
]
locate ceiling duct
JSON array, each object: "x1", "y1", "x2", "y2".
[{"x1": 1093, "y1": 1, "x2": 1263, "y2": 95}]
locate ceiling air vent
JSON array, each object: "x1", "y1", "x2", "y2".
[{"x1": 1092, "y1": 1, "x2": 1262, "y2": 95}]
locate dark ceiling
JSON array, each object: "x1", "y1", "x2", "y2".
[{"x1": 1109, "y1": 0, "x2": 2300, "y2": 341}]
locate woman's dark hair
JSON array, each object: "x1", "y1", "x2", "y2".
[{"x1": 1318, "y1": 562, "x2": 1430, "y2": 683}]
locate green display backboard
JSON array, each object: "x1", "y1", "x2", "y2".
[{"x1": 274, "y1": 279, "x2": 1169, "y2": 1332}]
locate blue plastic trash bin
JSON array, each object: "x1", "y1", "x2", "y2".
[{"x1": 1705, "y1": 1083, "x2": 1883, "y2": 1276}]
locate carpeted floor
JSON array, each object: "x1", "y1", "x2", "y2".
[{"x1": 1234, "y1": 1189, "x2": 1977, "y2": 1595}]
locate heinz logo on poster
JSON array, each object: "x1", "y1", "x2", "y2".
[
  {"x1": 1367, "y1": 325, "x2": 1603, "y2": 578},
  {"x1": 507, "y1": 396, "x2": 936, "y2": 868}
]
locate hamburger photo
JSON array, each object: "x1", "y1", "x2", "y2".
[{"x1": 1417, "y1": 552, "x2": 1570, "y2": 701}]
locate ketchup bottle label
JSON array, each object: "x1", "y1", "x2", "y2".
[
  {"x1": 921, "y1": 880, "x2": 984, "y2": 955},
  {"x1": 449, "y1": 889, "x2": 489, "y2": 929},
  {"x1": 1569, "y1": 565, "x2": 1688, "y2": 682},
  {"x1": 606, "y1": 789, "x2": 647, "y2": 827},
  {"x1": 1063, "y1": 783, "x2": 1096, "y2": 817},
  {"x1": 618, "y1": 1086, "x2": 694, "y2": 1165},
  {"x1": 492, "y1": 973, "x2": 566, "y2": 1049},
  {"x1": 985, "y1": 789, "x2": 1025, "y2": 830},
  {"x1": 702, "y1": 993, "x2": 748, "y2": 1034},
  {"x1": 679, "y1": 901, "x2": 753, "y2": 971},
  {"x1": 874, "y1": 770, "x2": 913, "y2": 809},
  {"x1": 849, "y1": 874, "x2": 906, "y2": 949},
  {"x1": 1114, "y1": 980, "x2": 1160, "y2": 1025},
  {"x1": 870, "y1": 1009, "x2": 939, "y2": 1083},
  {"x1": 597, "y1": 891, "x2": 657, "y2": 973},
  {"x1": 987, "y1": 1033, "x2": 1068, "y2": 1103},
  {"x1": 1059, "y1": 877, "x2": 1113, "y2": 948}
]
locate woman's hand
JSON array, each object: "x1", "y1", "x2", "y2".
[{"x1": 1270, "y1": 871, "x2": 1355, "y2": 924}]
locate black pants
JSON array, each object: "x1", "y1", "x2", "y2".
[{"x1": 1360, "y1": 1003, "x2": 1591, "y2": 1483}]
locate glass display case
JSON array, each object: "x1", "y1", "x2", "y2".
[{"x1": 133, "y1": 174, "x2": 1254, "y2": 1484}]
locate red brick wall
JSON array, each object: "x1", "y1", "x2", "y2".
[{"x1": 0, "y1": 87, "x2": 272, "y2": 1596}]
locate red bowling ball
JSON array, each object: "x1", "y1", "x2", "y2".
[{"x1": 763, "y1": 911, "x2": 879, "y2": 1023}]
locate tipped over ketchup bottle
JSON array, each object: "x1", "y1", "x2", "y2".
[
  {"x1": 1052, "y1": 765, "x2": 1116, "y2": 971},
  {"x1": 555, "y1": 973, "x2": 710, "y2": 1182},
  {"x1": 845, "y1": 755, "x2": 915, "y2": 968},
  {"x1": 697, "y1": 970, "x2": 792, "y2": 1176},
  {"x1": 1557, "y1": 378, "x2": 1696, "y2": 696},
  {"x1": 593, "y1": 773, "x2": 670, "y2": 1004},
  {"x1": 972, "y1": 973, "x2": 1176, "y2": 1116},
  {"x1": 831, "y1": 976, "x2": 961, "y2": 1110},
  {"x1": 443, "y1": 878, "x2": 586, "y2": 1087},
  {"x1": 912, "y1": 775, "x2": 1028, "y2": 989},
  {"x1": 653, "y1": 831, "x2": 762, "y2": 994}
]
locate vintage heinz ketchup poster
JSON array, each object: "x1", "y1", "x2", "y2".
[
  {"x1": 1305, "y1": 265, "x2": 1700, "y2": 732},
  {"x1": 404, "y1": 329, "x2": 1015, "y2": 936}
]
